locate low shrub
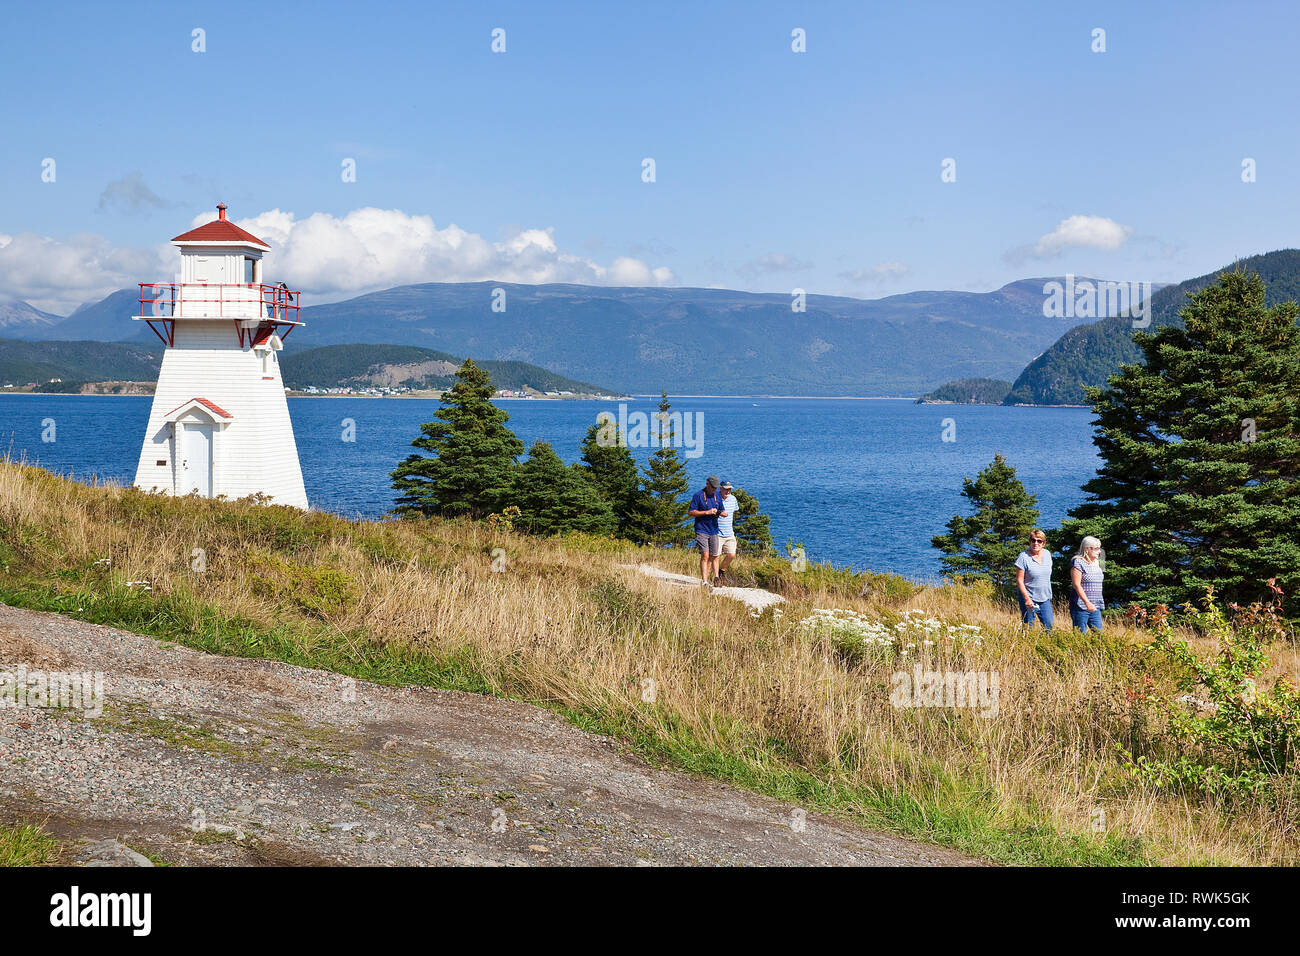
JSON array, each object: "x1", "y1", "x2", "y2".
[{"x1": 1122, "y1": 588, "x2": 1300, "y2": 796}]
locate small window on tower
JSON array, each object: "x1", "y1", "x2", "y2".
[{"x1": 244, "y1": 258, "x2": 255, "y2": 284}]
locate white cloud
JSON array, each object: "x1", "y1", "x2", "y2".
[
  {"x1": 0, "y1": 232, "x2": 171, "y2": 314},
  {"x1": 0, "y1": 207, "x2": 677, "y2": 314},
  {"x1": 1007, "y1": 215, "x2": 1133, "y2": 264},
  {"x1": 606, "y1": 257, "x2": 655, "y2": 285},
  {"x1": 98, "y1": 172, "x2": 172, "y2": 214},
  {"x1": 220, "y1": 207, "x2": 677, "y2": 297},
  {"x1": 838, "y1": 261, "x2": 911, "y2": 285},
  {"x1": 737, "y1": 252, "x2": 814, "y2": 279}
]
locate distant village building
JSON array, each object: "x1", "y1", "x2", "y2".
[{"x1": 131, "y1": 204, "x2": 308, "y2": 508}]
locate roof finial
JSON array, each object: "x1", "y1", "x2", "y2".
[{"x1": 217, "y1": 202, "x2": 228, "y2": 221}]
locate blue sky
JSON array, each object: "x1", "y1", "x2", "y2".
[{"x1": 3, "y1": 0, "x2": 1299, "y2": 313}]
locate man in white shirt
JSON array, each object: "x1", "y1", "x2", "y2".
[{"x1": 716, "y1": 480, "x2": 740, "y2": 584}]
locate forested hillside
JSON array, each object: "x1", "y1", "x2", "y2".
[
  {"x1": 1005, "y1": 250, "x2": 1300, "y2": 405},
  {"x1": 280, "y1": 344, "x2": 621, "y2": 395}
]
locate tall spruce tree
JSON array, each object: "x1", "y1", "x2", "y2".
[
  {"x1": 636, "y1": 392, "x2": 692, "y2": 547},
  {"x1": 576, "y1": 420, "x2": 651, "y2": 541},
  {"x1": 732, "y1": 487, "x2": 773, "y2": 557},
  {"x1": 1060, "y1": 270, "x2": 1300, "y2": 613},
  {"x1": 508, "y1": 440, "x2": 617, "y2": 536},
  {"x1": 390, "y1": 359, "x2": 524, "y2": 518},
  {"x1": 932, "y1": 453, "x2": 1041, "y2": 592}
]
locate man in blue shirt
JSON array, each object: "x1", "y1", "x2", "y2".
[
  {"x1": 716, "y1": 480, "x2": 740, "y2": 584},
  {"x1": 688, "y1": 475, "x2": 727, "y2": 585}
]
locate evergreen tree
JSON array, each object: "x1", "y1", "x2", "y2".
[
  {"x1": 576, "y1": 420, "x2": 651, "y2": 541},
  {"x1": 732, "y1": 487, "x2": 773, "y2": 556},
  {"x1": 1061, "y1": 270, "x2": 1300, "y2": 613},
  {"x1": 635, "y1": 393, "x2": 692, "y2": 547},
  {"x1": 932, "y1": 453, "x2": 1041, "y2": 592},
  {"x1": 508, "y1": 440, "x2": 616, "y2": 536},
  {"x1": 389, "y1": 359, "x2": 524, "y2": 518}
]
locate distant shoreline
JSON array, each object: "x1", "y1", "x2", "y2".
[
  {"x1": 628, "y1": 394, "x2": 918, "y2": 401},
  {"x1": 0, "y1": 390, "x2": 620, "y2": 402},
  {"x1": 917, "y1": 399, "x2": 1091, "y2": 409},
  {"x1": 0, "y1": 391, "x2": 1092, "y2": 407}
]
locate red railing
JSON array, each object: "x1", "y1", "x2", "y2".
[
  {"x1": 136, "y1": 283, "x2": 303, "y2": 347},
  {"x1": 137, "y1": 283, "x2": 302, "y2": 323}
]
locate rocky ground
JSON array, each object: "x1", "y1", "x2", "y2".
[
  {"x1": 0, "y1": 603, "x2": 977, "y2": 867},
  {"x1": 623, "y1": 562, "x2": 788, "y2": 612}
]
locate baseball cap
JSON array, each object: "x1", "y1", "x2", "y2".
[{"x1": 705, "y1": 475, "x2": 719, "y2": 489}]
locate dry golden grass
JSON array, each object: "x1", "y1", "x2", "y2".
[{"x1": 1, "y1": 459, "x2": 1297, "y2": 865}]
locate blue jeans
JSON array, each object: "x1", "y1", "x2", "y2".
[
  {"x1": 1071, "y1": 605, "x2": 1103, "y2": 633},
  {"x1": 1021, "y1": 599, "x2": 1053, "y2": 630}
]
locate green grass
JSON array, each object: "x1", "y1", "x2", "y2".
[
  {"x1": 0, "y1": 574, "x2": 1155, "y2": 866},
  {"x1": 568, "y1": 708, "x2": 1152, "y2": 866},
  {"x1": 134, "y1": 845, "x2": 174, "y2": 866},
  {"x1": 0, "y1": 823, "x2": 61, "y2": 866}
]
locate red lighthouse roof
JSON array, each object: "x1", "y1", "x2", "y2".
[
  {"x1": 165, "y1": 397, "x2": 234, "y2": 420},
  {"x1": 172, "y1": 203, "x2": 270, "y2": 249}
]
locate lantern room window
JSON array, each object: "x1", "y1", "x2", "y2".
[{"x1": 244, "y1": 257, "x2": 255, "y2": 284}]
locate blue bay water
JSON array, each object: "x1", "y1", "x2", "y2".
[{"x1": 0, "y1": 394, "x2": 1098, "y2": 583}]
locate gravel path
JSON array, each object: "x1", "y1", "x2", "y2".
[{"x1": 0, "y1": 603, "x2": 976, "y2": 867}]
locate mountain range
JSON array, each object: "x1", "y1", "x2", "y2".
[
  {"x1": 11, "y1": 253, "x2": 1299, "y2": 401},
  {"x1": 0, "y1": 299, "x2": 63, "y2": 337},
  {"x1": 3, "y1": 278, "x2": 1126, "y2": 396}
]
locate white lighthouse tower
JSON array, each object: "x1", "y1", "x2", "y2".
[{"x1": 132, "y1": 204, "x2": 308, "y2": 508}]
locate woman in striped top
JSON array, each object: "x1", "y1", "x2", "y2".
[{"x1": 1070, "y1": 536, "x2": 1105, "y2": 633}]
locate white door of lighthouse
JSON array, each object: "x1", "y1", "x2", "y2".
[
  {"x1": 181, "y1": 422, "x2": 214, "y2": 496},
  {"x1": 191, "y1": 256, "x2": 226, "y2": 283}
]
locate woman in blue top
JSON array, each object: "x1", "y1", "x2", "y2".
[
  {"x1": 1015, "y1": 529, "x2": 1053, "y2": 630},
  {"x1": 1069, "y1": 536, "x2": 1105, "y2": 633}
]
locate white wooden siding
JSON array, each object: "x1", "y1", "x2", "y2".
[{"x1": 133, "y1": 320, "x2": 307, "y2": 508}]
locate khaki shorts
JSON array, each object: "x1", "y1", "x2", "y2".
[
  {"x1": 694, "y1": 532, "x2": 721, "y2": 556},
  {"x1": 719, "y1": 535, "x2": 737, "y2": 556}
]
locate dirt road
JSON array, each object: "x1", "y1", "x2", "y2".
[{"x1": 0, "y1": 603, "x2": 977, "y2": 866}]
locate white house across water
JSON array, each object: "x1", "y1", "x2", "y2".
[{"x1": 132, "y1": 204, "x2": 308, "y2": 508}]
